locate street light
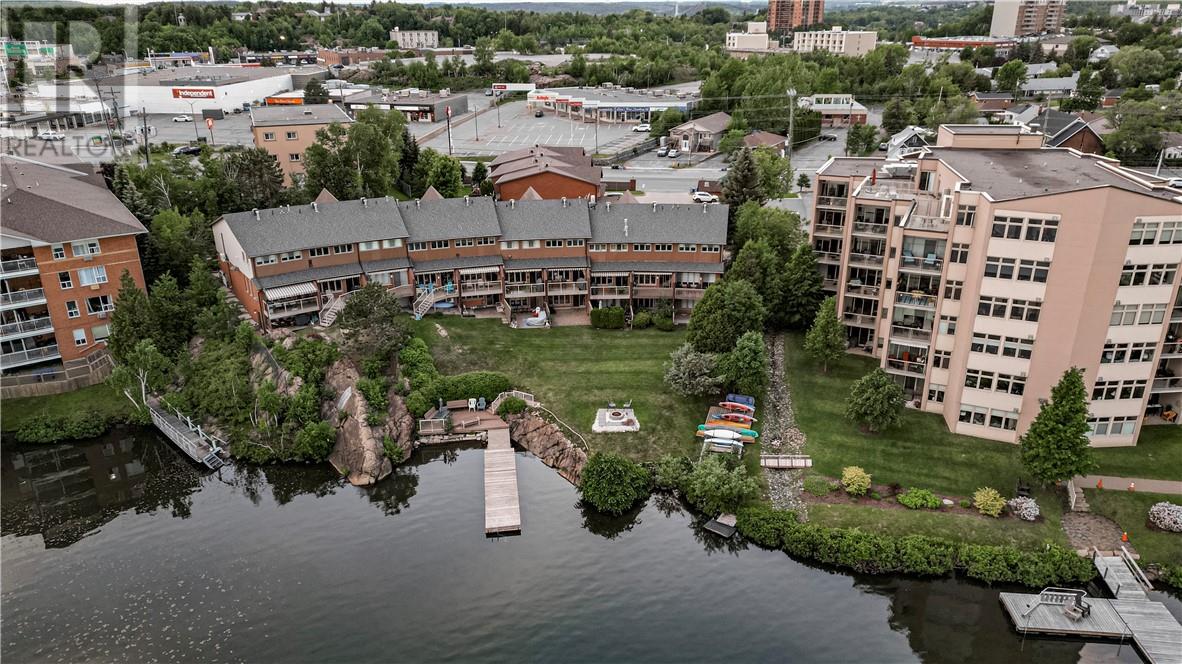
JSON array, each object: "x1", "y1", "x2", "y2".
[
  {"x1": 786, "y1": 88, "x2": 797, "y2": 160},
  {"x1": 187, "y1": 101, "x2": 200, "y2": 142}
]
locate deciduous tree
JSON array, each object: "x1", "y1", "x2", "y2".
[
  {"x1": 1019, "y1": 368, "x2": 1096, "y2": 485},
  {"x1": 663, "y1": 343, "x2": 721, "y2": 397},
  {"x1": 718, "y1": 330, "x2": 769, "y2": 396},
  {"x1": 108, "y1": 270, "x2": 154, "y2": 363},
  {"x1": 846, "y1": 368, "x2": 905, "y2": 433},
  {"x1": 149, "y1": 274, "x2": 195, "y2": 356},
  {"x1": 804, "y1": 296, "x2": 845, "y2": 373},
  {"x1": 686, "y1": 279, "x2": 766, "y2": 354},
  {"x1": 773, "y1": 244, "x2": 824, "y2": 330},
  {"x1": 303, "y1": 77, "x2": 329, "y2": 104}
]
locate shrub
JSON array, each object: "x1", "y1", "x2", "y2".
[
  {"x1": 496, "y1": 396, "x2": 528, "y2": 416},
  {"x1": 651, "y1": 454, "x2": 692, "y2": 492},
  {"x1": 290, "y1": 420, "x2": 336, "y2": 462},
  {"x1": 959, "y1": 499, "x2": 972, "y2": 509},
  {"x1": 897, "y1": 535, "x2": 958, "y2": 576},
  {"x1": 973, "y1": 487, "x2": 1006, "y2": 517},
  {"x1": 14, "y1": 410, "x2": 112, "y2": 444},
  {"x1": 276, "y1": 338, "x2": 339, "y2": 384},
  {"x1": 1148, "y1": 502, "x2": 1182, "y2": 532},
  {"x1": 960, "y1": 543, "x2": 1093, "y2": 587},
  {"x1": 580, "y1": 452, "x2": 651, "y2": 515},
  {"x1": 357, "y1": 377, "x2": 390, "y2": 425},
  {"x1": 683, "y1": 455, "x2": 762, "y2": 516},
  {"x1": 382, "y1": 435, "x2": 407, "y2": 462},
  {"x1": 654, "y1": 316, "x2": 676, "y2": 331},
  {"x1": 870, "y1": 491, "x2": 882, "y2": 501},
  {"x1": 632, "y1": 311, "x2": 653, "y2": 328},
  {"x1": 1007, "y1": 496, "x2": 1041, "y2": 522},
  {"x1": 405, "y1": 389, "x2": 432, "y2": 418},
  {"x1": 897, "y1": 488, "x2": 941, "y2": 510},
  {"x1": 735, "y1": 505, "x2": 798, "y2": 548},
  {"x1": 590, "y1": 306, "x2": 626, "y2": 329},
  {"x1": 840, "y1": 466, "x2": 872, "y2": 496},
  {"x1": 398, "y1": 338, "x2": 439, "y2": 389},
  {"x1": 427, "y1": 371, "x2": 512, "y2": 404},
  {"x1": 803, "y1": 475, "x2": 833, "y2": 497},
  {"x1": 1161, "y1": 564, "x2": 1182, "y2": 589}
]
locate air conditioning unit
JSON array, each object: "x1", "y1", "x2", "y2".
[
  {"x1": 97, "y1": 311, "x2": 107, "y2": 319},
  {"x1": 82, "y1": 255, "x2": 93, "y2": 262}
]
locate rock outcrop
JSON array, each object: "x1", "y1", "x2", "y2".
[
  {"x1": 323, "y1": 360, "x2": 392, "y2": 486},
  {"x1": 383, "y1": 384, "x2": 415, "y2": 463},
  {"x1": 506, "y1": 411, "x2": 587, "y2": 486}
]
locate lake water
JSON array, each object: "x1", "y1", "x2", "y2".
[{"x1": 2, "y1": 427, "x2": 1178, "y2": 663}]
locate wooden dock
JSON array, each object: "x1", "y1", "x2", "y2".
[
  {"x1": 484, "y1": 428, "x2": 521, "y2": 535},
  {"x1": 1095, "y1": 554, "x2": 1150, "y2": 601},
  {"x1": 760, "y1": 454, "x2": 812, "y2": 469}
]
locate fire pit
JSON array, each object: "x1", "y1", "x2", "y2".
[{"x1": 593, "y1": 407, "x2": 640, "y2": 433}]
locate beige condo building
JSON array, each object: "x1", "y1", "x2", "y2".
[{"x1": 810, "y1": 125, "x2": 1182, "y2": 447}]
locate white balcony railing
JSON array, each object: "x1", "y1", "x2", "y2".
[
  {"x1": 817, "y1": 196, "x2": 848, "y2": 208},
  {"x1": 885, "y1": 358, "x2": 927, "y2": 376},
  {"x1": 0, "y1": 316, "x2": 54, "y2": 338},
  {"x1": 816, "y1": 251, "x2": 842, "y2": 263},
  {"x1": 1151, "y1": 376, "x2": 1182, "y2": 392},
  {"x1": 848, "y1": 252, "x2": 885, "y2": 265},
  {"x1": 852, "y1": 222, "x2": 888, "y2": 235},
  {"x1": 266, "y1": 295, "x2": 321, "y2": 318},
  {"x1": 899, "y1": 256, "x2": 944, "y2": 273},
  {"x1": 460, "y1": 280, "x2": 503, "y2": 296},
  {"x1": 0, "y1": 257, "x2": 38, "y2": 276},
  {"x1": 546, "y1": 281, "x2": 588, "y2": 295},
  {"x1": 907, "y1": 215, "x2": 951, "y2": 233},
  {"x1": 504, "y1": 282, "x2": 545, "y2": 297},
  {"x1": 842, "y1": 312, "x2": 877, "y2": 327},
  {"x1": 814, "y1": 223, "x2": 845, "y2": 236},
  {"x1": 0, "y1": 288, "x2": 47, "y2": 307},
  {"x1": 846, "y1": 283, "x2": 880, "y2": 298},
  {"x1": 1, "y1": 344, "x2": 61, "y2": 367},
  {"x1": 890, "y1": 324, "x2": 933, "y2": 342}
]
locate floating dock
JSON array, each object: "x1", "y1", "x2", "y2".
[{"x1": 484, "y1": 427, "x2": 521, "y2": 535}]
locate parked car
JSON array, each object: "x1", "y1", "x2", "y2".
[
  {"x1": 172, "y1": 145, "x2": 202, "y2": 157},
  {"x1": 36, "y1": 131, "x2": 65, "y2": 141},
  {"x1": 172, "y1": 115, "x2": 193, "y2": 123},
  {"x1": 534, "y1": 109, "x2": 544, "y2": 118},
  {"x1": 667, "y1": 149, "x2": 681, "y2": 158},
  {"x1": 1167, "y1": 178, "x2": 1182, "y2": 188},
  {"x1": 484, "y1": 89, "x2": 494, "y2": 96},
  {"x1": 632, "y1": 123, "x2": 651, "y2": 133},
  {"x1": 656, "y1": 146, "x2": 669, "y2": 157},
  {"x1": 691, "y1": 191, "x2": 719, "y2": 203},
  {"x1": 819, "y1": 133, "x2": 838, "y2": 142}
]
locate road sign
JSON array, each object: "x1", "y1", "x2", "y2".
[
  {"x1": 205, "y1": 118, "x2": 214, "y2": 130},
  {"x1": 446, "y1": 105, "x2": 452, "y2": 118}
]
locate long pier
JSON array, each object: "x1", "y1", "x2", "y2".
[
  {"x1": 147, "y1": 404, "x2": 227, "y2": 469},
  {"x1": 484, "y1": 427, "x2": 521, "y2": 535}
]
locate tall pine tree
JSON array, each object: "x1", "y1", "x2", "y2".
[
  {"x1": 721, "y1": 147, "x2": 764, "y2": 242},
  {"x1": 1019, "y1": 368, "x2": 1096, "y2": 484},
  {"x1": 804, "y1": 296, "x2": 845, "y2": 373},
  {"x1": 149, "y1": 274, "x2": 195, "y2": 356},
  {"x1": 774, "y1": 244, "x2": 824, "y2": 330},
  {"x1": 107, "y1": 271, "x2": 155, "y2": 363}
]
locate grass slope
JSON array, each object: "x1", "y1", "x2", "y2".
[
  {"x1": 1092, "y1": 426, "x2": 1182, "y2": 482},
  {"x1": 1083, "y1": 489, "x2": 1182, "y2": 566},
  {"x1": 0, "y1": 384, "x2": 132, "y2": 434}
]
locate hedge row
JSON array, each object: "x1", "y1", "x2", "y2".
[
  {"x1": 591, "y1": 306, "x2": 626, "y2": 329},
  {"x1": 15, "y1": 410, "x2": 116, "y2": 444},
  {"x1": 399, "y1": 337, "x2": 512, "y2": 418},
  {"x1": 735, "y1": 506, "x2": 1094, "y2": 587}
]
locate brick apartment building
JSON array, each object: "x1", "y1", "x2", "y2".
[
  {"x1": 990, "y1": 0, "x2": 1067, "y2": 37},
  {"x1": 250, "y1": 104, "x2": 353, "y2": 185},
  {"x1": 489, "y1": 147, "x2": 604, "y2": 201},
  {"x1": 1, "y1": 148, "x2": 147, "y2": 380},
  {"x1": 809, "y1": 124, "x2": 1182, "y2": 447},
  {"x1": 211, "y1": 197, "x2": 725, "y2": 330},
  {"x1": 768, "y1": 0, "x2": 825, "y2": 33}
]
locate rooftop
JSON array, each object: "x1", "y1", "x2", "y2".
[
  {"x1": 220, "y1": 197, "x2": 408, "y2": 257},
  {"x1": 100, "y1": 64, "x2": 325, "y2": 87},
  {"x1": 589, "y1": 202, "x2": 727, "y2": 245},
  {"x1": 250, "y1": 104, "x2": 353, "y2": 127},
  {"x1": 495, "y1": 200, "x2": 592, "y2": 241},
  {"x1": 395, "y1": 197, "x2": 501, "y2": 242}
]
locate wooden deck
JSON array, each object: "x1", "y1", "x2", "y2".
[
  {"x1": 1095, "y1": 555, "x2": 1150, "y2": 601},
  {"x1": 1111, "y1": 600, "x2": 1182, "y2": 664},
  {"x1": 484, "y1": 428, "x2": 521, "y2": 535}
]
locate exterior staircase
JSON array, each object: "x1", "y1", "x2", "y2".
[
  {"x1": 413, "y1": 288, "x2": 444, "y2": 319},
  {"x1": 317, "y1": 292, "x2": 351, "y2": 328}
]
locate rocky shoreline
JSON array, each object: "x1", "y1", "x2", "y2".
[
  {"x1": 505, "y1": 411, "x2": 588, "y2": 486},
  {"x1": 761, "y1": 332, "x2": 808, "y2": 515}
]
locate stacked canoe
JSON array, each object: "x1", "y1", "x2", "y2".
[{"x1": 697, "y1": 393, "x2": 759, "y2": 453}]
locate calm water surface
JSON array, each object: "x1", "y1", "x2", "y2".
[{"x1": 2, "y1": 427, "x2": 1178, "y2": 663}]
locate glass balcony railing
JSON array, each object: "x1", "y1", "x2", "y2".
[
  {"x1": 0, "y1": 288, "x2": 47, "y2": 307},
  {"x1": 0, "y1": 257, "x2": 38, "y2": 276},
  {"x1": 0, "y1": 344, "x2": 60, "y2": 367},
  {"x1": 0, "y1": 316, "x2": 54, "y2": 338}
]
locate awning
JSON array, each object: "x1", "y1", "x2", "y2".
[
  {"x1": 459, "y1": 266, "x2": 500, "y2": 275},
  {"x1": 593, "y1": 272, "x2": 628, "y2": 277},
  {"x1": 264, "y1": 282, "x2": 317, "y2": 300}
]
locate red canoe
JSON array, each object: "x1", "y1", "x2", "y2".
[
  {"x1": 720, "y1": 412, "x2": 757, "y2": 423},
  {"x1": 719, "y1": 401, "x2": 755, "y2": 413}
]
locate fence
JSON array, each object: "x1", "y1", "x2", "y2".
[
  {"x1": 1, "y1": 348, "x2": 114, "y2": 399},
  {"x1": 594, "y1": 137, "x2": 659, "y2": 165}
]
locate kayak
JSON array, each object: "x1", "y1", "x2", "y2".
[
  {"x1": 697, "y1": 427, "x2": 741, "y2": 440},
  {"x1": 726, "y1": 393, "x2": 756, "y2": 408},
  {"x1": 705, "y1": 439, "x2": 743, "y2": 454},
  {"x1": 698, "y1": 424, "x2": 759, "y2": 439},
  {"x1": 719, "y1": 412, "x2": 757, "y2": 424},
  {"x1": 719, "y1": 401, "x2": 755, "y2": 413}
]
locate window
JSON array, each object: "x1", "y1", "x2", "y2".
[
  {"x1": 1001, "y1": 336, "x2": 1034, "y2": 359},
  {"x1": 454, "y1": 238, "x2": 475, "y2": 248},
  {"x1": 996, "y1": 373, "x2": 1026, "y2": 395},
  {"x1": 978, "y1": 296, "x2": 1007, "y2": 318},
  {"x1": 1024, "y1": 218, "x2": 1058, "y2": 243},
  {"x1": 933, "y1": 350, "x2": 951, "y2": 369},
  {"x1": 1120, "y1": 263, "x2": 1177, "y2": 286},
  {"x1": 255, "y1": 255, "x2": 277, "y2": 266},
  {"x1": 383, "y1": 239, "x2": 404, "y2": 249},
  {"x1": 1101, "y1": 342, "x2": 1128, "y2": 364},
  {"x1": 988, "y1": 409, "x2": 1018, "y2": 431},
  {"x1": 632, "y1": 244, "x2": 652, "y2": 252},
  {"x1": 938, "y1": 315, "x2": 957, "y2": 335},
  {"x1": 567, "y1": 239, "x2": 585, "y2": 247},
  {"x1": 589, "y1": 244, "x2": 607, "y2": 252},
  {"x1": 522, "y1": 240, "x2": 540, "y2": 249},
  {"x1": 77, "y1": 266, "x2": 108, "y2": 286},
  {"x1": 950, "y1": 243, "x2": 970, "y2": 264},
  {"x1": 263, "y1": 131, "x2": 276, "y2": 141},
  {"x1": 359, "y1": 241, "x2": 380, "y2": 251},
  {"x1": 1016, "y1": 259, "x2": 1050, "y2": 283},
  {"x1": 654, "y1": 244, "x2": 673, "y2": 252},
  {"x1": 970, "y1": 333, "x2": 1001, "y2": 355},
  {"x1": 477, "y1": 237, "x2": 497, "y2": 246},
  {"x1": 965, "y1": 369, "x2": 995, "y2": 390},
  {"x1": 58, "y1": 271, "x2": 73, "y2": 289},
  {"x1": 1120, "y1": 380, "x2": 1147, "y2": 400},
  {"x1": 309, "y1": 246, "x2": 330, "y2": 257},
  {"x1": 71, "y1": 240, "x2": 100, "y2": 257},
  {"x1": 928, "y1": 384, "x2": 945, "y2": 403},
  {"x1": 51, "y1": 244, "x2": 65, "y2": 260},
  {"x1": 333, "y1": 244, "x2": 353, "y2": 254},
  {"x1": 73, "y1": 328, "x2": 88, "y2": 347},
  {"x1": 499, "y1": 241, "x2": 518, "y2": 250},
  {"x1": 1159, "y1": 221, "x2": 1182, "y2": 245},
  {"x1": 701, "y1": 245, "x2": 722, "y2": 254},
  {"x1": 1137, "y1": 303, "x2": 1167, "y2": 325},
  {"x1": 958, "y1": 404, "x2": 988, "y2": 426},
  {"x1": 86, "y1": 295, "x2": 114, "y2": 314},
  {"x1": 984, "y1": 256, "x2": 1015, "y2": 279},
  {"x1": 1094, "y1": 379, "x2": 1147, "y2": 401},
  {"x1": 1110, "y1": 303, "x2": 1139, "y2": 326},
  {"x1": 991, "y1": 216, "x2": 1023, "y2": 239},
  {"x1": 65, "y1": 300, "x2": 80, "y2": 319},
  {"x1": 285, "y1": 131, "x2": 298, "y2": 140},
  {"x1": 956, "y1": 205, "x2": 976, "y2": 227},
  {"x1": 92, "y1": 324, "x2": 110, "y2": 342},
  {"x1": 612, "y1": 244, "x2": 628, "y2": 252},
  {"x1": 1130, "y1": 221, "x2": 1157, "y2": 245},
  {"x1": 1129, "y1": 342, "x2": 1155, "y2": 363},
  {"x1": 678, "y1": 244, "x2": 697, "y2": 252},
  {"x1": 1009, "y1": 299, "x2": 1040, "y2": 323},
  {"x1": 944, "y1": 280, "x2": 963, "y2": 300},
  {"x1": 1088, "y1": 416, "x2": 1137, "y2": 437},
  {"x1": 288, "y1": 153, "x2": 302, "y2": 162},
  {"x1": 408, "y1": 242, "x2": 427, "y2": 252},
  {"x1": 280, "y1": 251, "x2": 302, "y2": 262}
]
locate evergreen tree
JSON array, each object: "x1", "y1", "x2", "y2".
[
  {"x1": 686, "y1": 279, "x2": 766, "y2": 354},
  {"x1": 718, "y1": 330, "x2": 769, "y2": 396},
  {"x1": 773, "y1": 244, "x2": 825, "y2": 330},
  {"x1": 222, "y1": 147, "x2": 285, "y2": 210},
  {"x1": 1019, "y1": 368, "x2": 1096, "y2": 485},
  {"x1": 663, "y1": 343, "x2": 721, "y2": 397},
  {"x1": 398, "y1": 127, "x2": 420, "y2": 194},
  {"x1": 303, "y1": 77, "x2": 329, "y2": 104},
  {"x1": 721, "y1": 147, "x2": 763, "y2": 241},
  {"x1": 882, "y1": 98, "x2": 913, "y2": 134},
  {"x1": 471, "y1": 161, "x2": 488, "y2": 188},
  {"x1": 185, "y1": 257, "x2": 221, "y2": 310},
  {"x1": 727, "y1": 239, "x2": 778, "y2": 300},
  {"x1": 149, "y1": 274, "x2": 195, "y2": 355},
  {"x1": 107, "y1": 271, "x2": 155, "y2": 363},
  {"x1": 804, "y1": 296, "x2": 845, "y2": 373},
  {"x1": 112, "y1": 165, "x2": 153, "y2": 223},
  {"x1": 796, "y1": 173, "x2": 811, "y2": 191},
  {"x1": 1061, "y1": 68, "x2": 1103, "y2": 111},
  {"x1": 846, "y1": 368, "x2": 905, "y2": 433}
]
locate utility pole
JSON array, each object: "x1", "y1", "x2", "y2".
[
  {"x1": 188, "y1": 101, "x2": 200, "y2": 143},
  {"x1": 445, "y1": 105, "x2": 453, "y2": 155},
  {"x1": 786, "y1": 88, "x2": 797, "y2": 160},
  {"x1": 141, "y1": 108, "x2": 150, "y2": 166},
  {"x1": 594, "y1": 112, "x2": 599, "y2": 155},
  {"x1": 473, "y1": 102, "x2": 479, "y2": 142},
  {"x1": 496, "y1": 92, "x2": 502, "y2": 128}
]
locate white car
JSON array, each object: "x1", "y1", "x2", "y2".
[
  {"x1": 1167, "y1": 178, "x2": 1182, "y2": 189},
  {"x1": 632, "y1": 123, "x2": 651, "y2": 133},
  {"x1": 36, "y1": 131, "x2": 65, "y2": 141},
  {"x1": 667, "y1": 149, "x2": 681, "y2": 158},
  {"x1": 691, "y1": 191, "x2": 719, "y2": 203},
  {"x1": 172, "y1": 115, "x2": 193, "y2": 123}
]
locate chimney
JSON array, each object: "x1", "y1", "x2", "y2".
[
  {"x1": 253, "y1": 208, "x2": 259, "y2": 220},
  {"x1": 623, "y1": 218, "x2": 629, "y2": 237},
  {"x1": 465, "y1": 196, "x2": 470, "y2": 206},
  {"x1": 312, "y1": 202, "x2": 318, "y2": 212}
]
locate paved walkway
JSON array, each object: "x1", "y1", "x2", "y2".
[{"x1": 1077, "y1": 475, "x2": 1182, "y2": 495}]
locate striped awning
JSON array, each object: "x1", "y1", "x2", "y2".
[
  {"x1": 594, "y1": 272, "x2": 628, "y2": 277},
  {"x1": 459, "y1": 266, "x2": 500, "y2": 275},
  {"x1": 264, "y1": 282, "x2": 317, "y2": 300}
]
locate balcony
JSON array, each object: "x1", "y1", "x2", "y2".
[
  {"x1": 674, "y1": 286, "x2": 708, "y2": 300},
  {"x1": 847, "y1": 252, "x2": 885, "y2": 266},
  {"x1": 846, "y1": 283, "x2": 880, "y2": 298},
  {"x1": 0, "y1": 288, "x2": 47, "y2": 310},
  {"x1": 843, "y1": 312, "x2": 877, "y2": 327},
  {"x1": 1, "y1": 344, "x2": 61, "y2": 369},
  {"x1": 895, "y1": 291, "x2": 937, "y2": 309},
  {"x1": 817, "y1": 196, "x2": 848, "y2": 209},
  {"x1": 504, "y1": 282, "x2": 545, "y2": 298},
  {"x1": 852, "y1": 222, "x2": 888, "y2": 236},
  {"x1": 906, "y1": 215, "x2": 950, "y2": 233},
  {"x1": 633, "y1": 284, "x2": 675, "y2": 298},
  {"x1": 590, "y1": 285, "x2": 629, "y2": 299},
  {"x1": 1172, "y1": 307, "x2": 1182, "y2": 323},
  {"x1": 822, "y1": 277, "x2": 839, "y2": 290},
  {"x1": 0, "y1": 316, "x2": 54, "y2": 340},
  {"x1": 266, "y1": 295, "x2": 321, "y2": 318},
  {"x1": 460, "y1": 280, "x2": 504, "y2": 297},
  {"x1": 816, "y1": 251, "x2": 842, "y2": 264},
  {"x1": 814, "y1": 223, "x2": 845, "y2": 237},
  {"x1": 0, "y1": 257, "x2": 39, "y2": 278},
  {"x1": 899, "y1": 256, "x2": 944, "y2": 273},
  {"x1": 1151, "y1": 376, "x2": 1182, "y2": 393},
  {"x1": 859, "y1": 181, "x2": 919, "y2": 199},
  {"x1": 1162, "y1": 341, "x2": 1182, "y2": 358},
  {"x1": 885, "y1": 358, "x2": 927, "y2": 376},
  {"x1": 546, "y1": 281, "x2": 588, "y2": 296},
  {"x1": 890, "y1": 324, "x2": 933, "y2": 342},
  {"x1": 389, "y1": 283, "x2": 415, "y2": 299}
]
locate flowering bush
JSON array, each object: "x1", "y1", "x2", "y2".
[
  {"x1": 1148, "y1": 502, "x2": 1182, "y2": 533},
  {"x1": 1007, "y1": 496, "x2": 1040, "y2": 522}
]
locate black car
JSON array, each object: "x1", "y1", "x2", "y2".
[
  {"x1": 172, "y1": 145, "x2": 202, "y2": 157},
  {"x1": 534, "y1": 110, "x2": 544, "y2": 118},
  {"x1": 819, "y1": 133, "x2": 838, "y2": 142}
]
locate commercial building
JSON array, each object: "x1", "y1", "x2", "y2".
[
  {"x1": 1110, "y1": 0, "x2": 1182, "y2": 23},
  {"x1": 726, "y1": 22, "x2": 775, "y2": 54},
  {"x1": 910, "y1": 35, "x2": 1018, "y2": 58},
  {"x1": 0, "y1": 146, "x2": 146, "y2": 381},
  {"x1": 808, "y1": 124, "x2": 1182, "y2": 446},
  {"x1": 316, "y1": 48, "x2": 389, "y2": 67},
  {"x1": 211, "y1": 197, "x2": 726, "y2": 329},
  {"x1": 527, "y1": 84, "x2": 698, "y2": 124},
  {"x1": 768, "y1": 0, "x2": 825, "y2": 33},
  {"x1": 800, "y1": 94, "x2": 868, "y2": 127},
  {"x1": 792, "y1": 27, "x2": 879, "y2": 57},
  {"x1": 388, "y1": 28, "x2": 439, "y2": 50},
  {"x1": 489, "y1": 146, "x2": 603, "y2": 201},
  {"x1": 990, "y1": 0, "x2": 1067, "y2": 37},
  {"x1": 1, "y1": 40, "x2": 82, "y2": 80},
  {"x1": 250, "y1": 104, "x2": 353, "y2": 185},
  {"x1": 342, "y1": 87, "x2": 468, "y2": 123},
  {"x1": 99, "y1": 65, "x2": 326, "y2": 116}
]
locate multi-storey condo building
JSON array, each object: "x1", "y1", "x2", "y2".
[
  {"x1": 250, "y1": 104, "x2": 353, "y2": 185},
  {"x1": 388, "y1": 28, "x2": 439, "y2": 50},
  {"x1": 768, "y1": 0, "x2": 824, "y2": 33},
  {"x1": 792, "y1": 27, "x2": 878, "y2": 57},
  {"x1": 810, "y1": 125, "x2": 1182, "y2": 447},
  {"x1": 990, "y1": 0, "x2": 1067, "y2": 37},
  {"x1": 212, "y1": 197, "x2": 726, "y2": 330},
  {"x1": 1, "y1": 149, "x2": 147, "y2": 379}
]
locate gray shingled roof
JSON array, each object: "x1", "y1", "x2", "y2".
[
  {"x1": 589, "y1": 203, "x2": 727, "y2": 245},
  {"x1": 396, "y1": 197, "x2": 501, "y2": 242},
  {"x1": 495, "y1": 200, "x2": 592, "y2": 241},
  {"x1": 220, "y1": 197, "x2": 408, "y2": 257},
  {"x1": 254, "y1": 263, "x2": 362, "y2": 290},
  {"x1": 590, "y1": 260, "x2": 724, "y2": 273},
  {"x1": 362, "y1": 256, "x2": 411, "y2": 273},
  {"x1": 504, "y1": 256, "x2": 588, "y2": 271},
  {"x1": 411, "y1": 255, "x2": 504, "y2": 273}
]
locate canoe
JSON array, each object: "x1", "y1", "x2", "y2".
[
  {"x1": 695, "y1": 427, "x2": 741, "y2": 440},
  {"x1": 706, "y1": 439, "x2": 743, "y2": 454},
  {"x1": 719, "y1": 412, "x2": 757, "y2": 423},
  {"x1": 726, "y1": 394, "x2": 756, "y2": 408},
  {"x1": 719, "y1": 401, "x2": 755, "y2": 413},
  {"x1": 703, "y1": 420, "x2": 760, "y2": 438},
  {"x1": 697, "y1": 424, "x2": 759, "y2": 439}
]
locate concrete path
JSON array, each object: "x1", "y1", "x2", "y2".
[{"x1": 1077, "y1": 475, "x2": 1182, "y2": 495}]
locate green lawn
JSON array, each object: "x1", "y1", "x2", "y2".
[
  {"x1": 1092, "y1": 426, "x2": 1182, "y2": 481},
  {"x1": 413, "y1": 317, "x2": 718, "y2": 463},
  {"x1": 0, "y1": 384, "x2": 132, "y2": 434},
  {"x1": 808, "y1": 487, "x2": 1068, "y2": 549},
  {"x1": 1083, "y1": 489, "x2": 1182, "y2": 566},
  {"x1": 786, "y1": 334, "x2": 1026, "y2": 497}
]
